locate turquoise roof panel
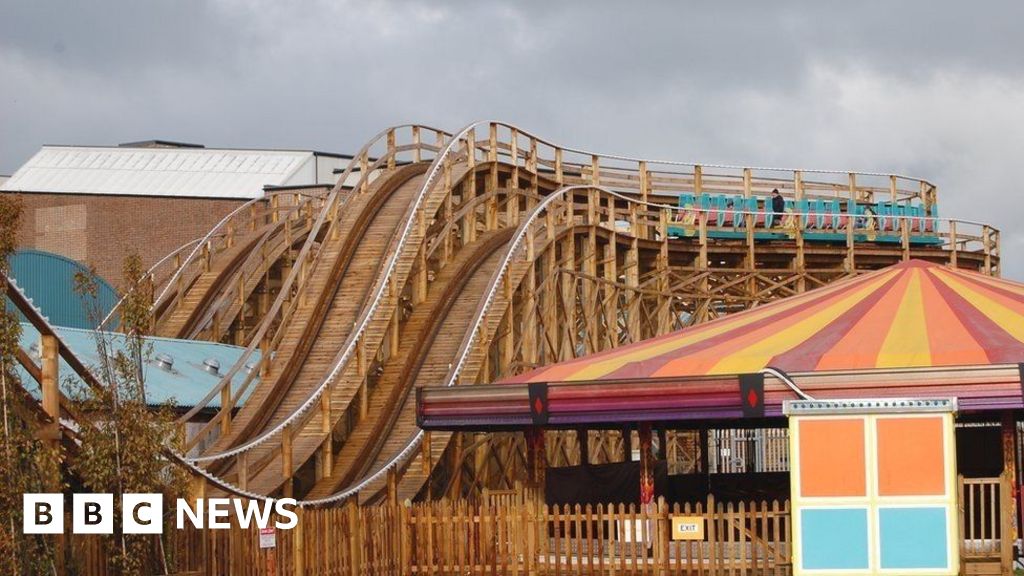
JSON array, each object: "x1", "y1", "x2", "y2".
[
  {"x1": 16, "y1": 322, "x2": 260, "y2": 410},
  {"x1": 9, "y1": 249, "x2": 119, "y2": 330}
]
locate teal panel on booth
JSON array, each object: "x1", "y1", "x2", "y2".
[
  {"x1": 879, "y1": 507, "x2": 949, "y2": 569},
  {"x1": 800, "y1": 508, "x2": 869, "y2": 570}
]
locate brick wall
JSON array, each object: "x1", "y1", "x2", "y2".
[{"x1": 6, "y1": 192, "x2": 249, "y2": 289}]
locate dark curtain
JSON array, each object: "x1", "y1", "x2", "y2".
[{"x1": 544, "y1": 461, "x2": 789, "y2": 506}]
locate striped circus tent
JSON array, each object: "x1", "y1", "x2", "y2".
[
  {"x1": 420, "y1": 259, "x2": 1024, "y2": 428},
  {"x1": 505, "y1": 259, "x2": 1024, "y2": 383}
]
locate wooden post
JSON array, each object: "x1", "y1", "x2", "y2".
[
  {"x1": 220, "y1": 385, "x2": 232, "y2": 436},
  {"x1": 40, "y1": 335, "x2": 64, "y2": 576},
  {"x1": 983, "y1": 225, "x2": 993, "y2": 275},
  {"x1": 399, "y1": 502, "x2": 412, "y2": 569},
  {"x1": 237, "y1": 452, "x2": 248, "y2": 491},
  {"x1": 281, "y1": 426, "x2": 293, "y2": 498},
  {"x1": 422, "y1": 431, "x2": 432, "y2": 476},
  {"x1": 1001, "y1": 412, "x2": 1017, "y2": 573},
  {"x1": 639, "y1": 160, "x2": 650, "y2": 240},
  {"x1": 412, "y1": 125, "x2": 422, "y2": 163},
  {"x1": 387, "y1": 468, "x2": 398, "y2": 507},
  {"x1": 949, "y1": 220, "x2": 959, "y2": 269},
  {"x1": 40, "y1": 335, "x2": 60, "y2": 443},
  {"x1": 577, "y1": 428, "x2": 590, "y2": 466},
  {"x1": 656, "y1": 497, "x2": 670, "y2": 576},
  {"x1": 386, "y1": 128, "x2": 396, "y2": 169},
  {"x1": 348, "y1": 499, "x2": 362, "y2": 575},
  {"x1": 292, "y1": 506, "x2": 305, "y2": 575},
  {"x1": 320, "y1": 389, "x2": 333, "y2": 478},
  {"x1": 706, "y1": 492, "x2": 718, "y2": 574}
]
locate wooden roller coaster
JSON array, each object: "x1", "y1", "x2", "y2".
[{"x1": 13, "y1": 122, "x2": 1000, "y2": 506}]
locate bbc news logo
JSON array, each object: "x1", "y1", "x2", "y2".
[{"x1": 23, "y1": 494, "x2": 299, "y2": 534}]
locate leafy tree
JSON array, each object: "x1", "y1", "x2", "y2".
[
  {"x1": 69, "y1": 255, "x2": 189, "y2": 575},
  {"x1": 0, "y1": 195, "x2": 60, "y2": 575}
]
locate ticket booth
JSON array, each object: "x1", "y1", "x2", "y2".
[{"x1": 786, "y1": 398, "x2": 959, "y2": 575}]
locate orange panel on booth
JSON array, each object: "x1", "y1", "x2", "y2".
[{"x1": 785, "y1": 398, "x2": 958, "y2": 576}]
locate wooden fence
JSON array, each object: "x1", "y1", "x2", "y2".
[
  {"x1": 957, "y1": 475, "x2": 1012, "y2": 574},
  {"x1": 70, "y1": 496, "x2": 790, "y2": 575},
  {"x1": 67, "y1": 476, "x2": 1018, "y2": 575}
]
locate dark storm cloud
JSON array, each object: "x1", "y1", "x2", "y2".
[{"x1": 2, "y1": 0, "x2": 1023, "y2": 276}]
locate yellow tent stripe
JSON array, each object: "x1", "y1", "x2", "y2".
[
  {"x1": 876, "y1": 269, "x2": 932, "y2": 368},
  {"x1": 932, "y1": 269, "x2": 1024, "y2": 342},
  {"x1": 568, "y1": 269, "x2": 899, "y2": 381},
  {"x1": 706, "y1": 273, "x2": 897, "y2": 375}
]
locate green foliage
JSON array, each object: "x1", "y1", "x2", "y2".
[
  {"x1": 69, "y1": 253, "x2": 189, "y2": 575},
  {"x1": 0, "y1": 195, "x2": 60, "y2": 575}
]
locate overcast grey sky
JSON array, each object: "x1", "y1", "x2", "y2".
[{"x1": 2, "y1": 1, "x2": 1023, "y2": 277}]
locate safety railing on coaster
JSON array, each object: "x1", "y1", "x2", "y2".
[
  {"x1": 170, "y1": 121, "x2": 997, "y2": 504},
  {"x1": 177, "y1": 125, "x2": 454, "y2": 456},
  {"x1": 97, "y1": 190, "x2": 324, "y2": 333},
  {"x1": 302, "y1": 180, "x2": 999, "y2": 505}
]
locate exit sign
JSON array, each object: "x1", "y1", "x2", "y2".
[{"x1": 670, "y1": 515, "x2": 705, "y2": 541}]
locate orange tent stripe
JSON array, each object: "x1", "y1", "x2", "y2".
[
  {"x1": 655, "y1": 271, "x2": 895, "y2": 376},
  {"x1": 814, "y1": 269, "x2": 915, "y2": 370},
  {"x1": 498, "y1": 260, "x2": 1024, "y2": 386},
  {"x1": 769, "y1": 271, "x2": 905, "y2": 370},
  {"x1": 931, "y1": 269, "x2": 1024, "y2": 342},
  {"x1": 956, "y1": 269, "x2": 1024, "y2": 297},
  {"x1": 526, "y1": 267, "x2": 897, "y2": 382},
  {"x1": 876, "y1": 269, "x2": 932, "y2": 368},
  {"x1": 918, "y1": 269, "x2": 988, "y2": 366}
]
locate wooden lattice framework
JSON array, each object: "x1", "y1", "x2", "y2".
[{"x1": 99, "y1": 123, "x2": 999, "y2": 503}]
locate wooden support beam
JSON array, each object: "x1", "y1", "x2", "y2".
[
  {"x1": 576, "y1": 428, "x2": 589, "y2": 466},
  {"x1": 220, "y1": 384, "x2": 232, "y2": 436},
  {"x1": 282, "y1": 426, "x2": 293, "y2": 498},
  {"x1": 40, "y1": 334, "x2": 65, "y2": 576},
  {"x1": 949, "y1": 220, "x2": 959, "y2": 269},
  {"x1": 238, "y1": 452, "x2": 248, "y2": 491},
  {"x1": 1001, "y1": 412, "x2": 1017, "y2": 574},
  {"x1": 412, "y1": 125, "x2": 421, "y2": 163},
  {"x1": 40, "y1": 335, "x2": 60, "y2": 443}
]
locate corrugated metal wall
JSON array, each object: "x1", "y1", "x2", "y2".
[{"x1": 8, "y1": 249, "x2": 118, "y2": 329}]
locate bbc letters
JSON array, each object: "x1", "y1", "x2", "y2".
[{"x1": 23, "y1": 494, "x2": 299, "y2": 534}]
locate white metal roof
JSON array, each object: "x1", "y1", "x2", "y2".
[{"x1": 0, "y1": 145, "x2": 328, "y2": 199}]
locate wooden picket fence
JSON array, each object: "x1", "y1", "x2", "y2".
[
  {"x1": 69, "y1": 495, "x2": 790, "y2": 575},
  {"x1": 957, "y1": 475, "x2": 1012, "y2": 575}
]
